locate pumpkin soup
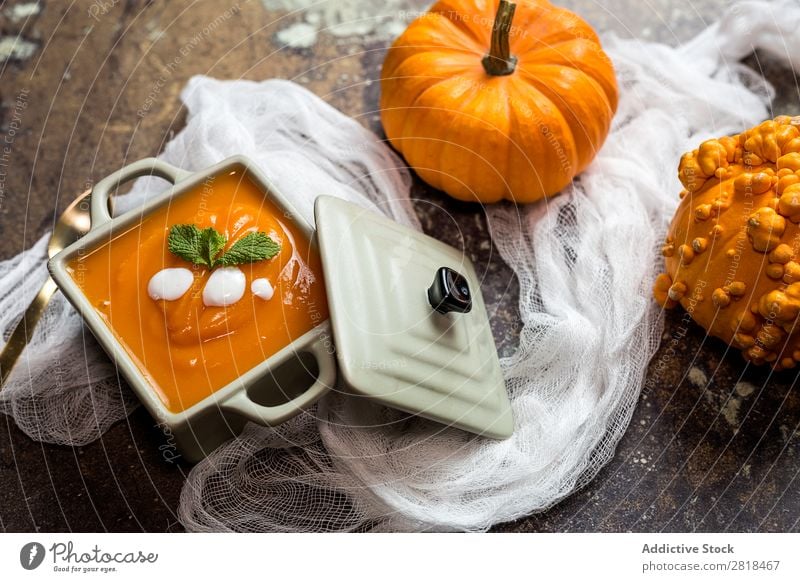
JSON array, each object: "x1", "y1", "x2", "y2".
[{"x1": 69, "y1": 168, "x2": 328, "y2": 412}]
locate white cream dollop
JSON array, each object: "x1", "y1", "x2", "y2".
[
  {"x1": 251, "y1": 278, "x2": 274, "y2": 301},
  {"x1": 202, "y1": 267, "x2": 246, "y2": 307},
  {"x1": 147, "y1": 268, "x2": 194, "y2": 301}
]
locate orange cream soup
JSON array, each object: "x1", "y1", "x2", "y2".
[{"x1": 69, "y1": 168, "x2": 328, "y2": 413}]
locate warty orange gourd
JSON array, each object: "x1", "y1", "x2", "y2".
[{"x1": 655, "y1": 116, "x2": 800, "y2": 370}]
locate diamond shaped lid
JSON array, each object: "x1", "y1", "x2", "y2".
[{"x1": 314, "y1": 196, "x2": 513, "y2": 439}]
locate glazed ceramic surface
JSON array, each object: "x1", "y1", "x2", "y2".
[
  {"x1": 49, "y1": 156, "x2": 336, "y2": 462},
  {"x1": 315, "y1": 196, "x2": 512, "y2": 439},
  {"x1": 50, "y1": 156, "x2": 514, "y2": 463}
]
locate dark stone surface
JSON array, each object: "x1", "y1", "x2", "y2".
[{"x1": 0, "y1": 0, "x2": 797, "y2": 532}]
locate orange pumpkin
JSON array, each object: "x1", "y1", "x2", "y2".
[
  {"x1": 380, "y1": 0, "x2": 618, "y2": 204},
  {"x1": 655, "y1": 116, "x2": 800, "y2": 370}
]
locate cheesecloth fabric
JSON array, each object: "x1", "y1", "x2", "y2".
[{"x1": 0, "y1": 0, "x2": 796, "y2": 531}]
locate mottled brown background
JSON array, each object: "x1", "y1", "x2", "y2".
[{"x1": 0, "y1": 0, "x2": 797, "y2": 532}]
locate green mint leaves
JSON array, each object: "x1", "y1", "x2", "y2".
[
  {"x1": 167, "y1": 224, "x2": 280, "y2": 269},
  {"x1": 166, "y1": 225, "x2": 228, "y2": 267},
  {"x1": 217, "y1": 232, "x2": 281, "y2": 266}
]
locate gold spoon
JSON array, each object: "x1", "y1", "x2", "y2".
[{"x1": 0, "y1": 189, "x2": 93, "y2": 387}]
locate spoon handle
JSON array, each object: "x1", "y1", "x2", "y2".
[{"x1": 0, "y1": 276, "x2": 58, "y2": 388}]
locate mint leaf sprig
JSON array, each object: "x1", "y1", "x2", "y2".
[{"x1": 168, "y1": 224, "x2": 280, "y2": 269}]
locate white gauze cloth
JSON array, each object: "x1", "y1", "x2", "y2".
[{"x1": 1, "y1": 0, "x2": 797, "y2": 531}]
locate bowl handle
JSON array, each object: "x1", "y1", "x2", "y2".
[
  {"x1": 91, "y1": 158, "x2": 192, "y2": 228},
  {"x1": 221, "y1": 328, "x2": 336, "y2": 426}
]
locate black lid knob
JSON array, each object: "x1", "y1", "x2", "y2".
[{"x1": 428, "y1": 267, "x2": 472, "y2": 314}]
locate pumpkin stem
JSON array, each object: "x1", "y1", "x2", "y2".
[{"x1": 482, "y1": 0, "x2": 518, "y2": 76}]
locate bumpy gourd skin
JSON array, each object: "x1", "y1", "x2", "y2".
[{"x1": 655, "y1": 116, "x2": 800, "y2": 370}]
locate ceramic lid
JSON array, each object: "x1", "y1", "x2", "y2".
[{"x1": 314, "y1": 196, "x2": 513, "y2": 439}]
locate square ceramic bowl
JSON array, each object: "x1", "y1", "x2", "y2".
[{"x1": 49, "y1": 156, "x2": 336, "y2": 462}]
